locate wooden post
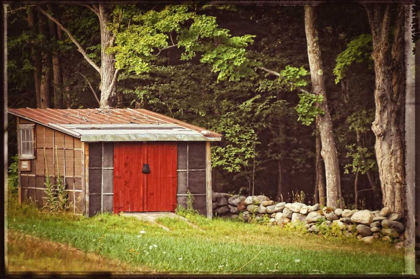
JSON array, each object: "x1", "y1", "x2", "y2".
[
  {"x1": 83, "y1": 142, "x2": 89, "y2": 216},
  {"x1": 17, "y1": 117, "x2": 22, "y2": 204},
  {"x1": 205, "y1": 141, "x2": 213, "y2": 219}
]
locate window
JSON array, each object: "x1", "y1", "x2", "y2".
[{"x1": 18, "y1": 124, "x2": 35, "y2": 159}]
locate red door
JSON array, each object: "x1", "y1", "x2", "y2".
[{"x1": 113, "y1": 142, "x2": 177, "y2": 213}]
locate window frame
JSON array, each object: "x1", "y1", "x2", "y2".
[{"x1": 18, "y1": 124, "x2": 36, "y2": 160}]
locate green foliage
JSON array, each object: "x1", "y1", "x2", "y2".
[
  {"x1": 333, "y1": 34, "x2": 372, "y2": 84},
  {"x1": 295, "y1": 93, "x2": 324, "y2": 126},
  {"x1": 175, "y1": 190, "x2": 199, "y2": 217},
  {"x1": 344, "y1": 144, "x2": 376, "y2": 175},
  {"x1": 346, "y1": 109, "x2": 374, "y2": 134},
  {"x1": 279, "y1": 66, "x2": 310, "y2": 90},
  {"x1": 8, "y1": 155, "x2": 19, "y2": 195},
  {"x1": 290, "y1": 191, "x2": 306, "y2": 203},
  {"x1": 283, "y1": 222, "x2": 307, "y2": 234}
]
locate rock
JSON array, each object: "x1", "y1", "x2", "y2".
[
  {"x1": 370, "y1": 221, "x2": 381, "y2": 228},
  {"x1": 237, "y1": 202, "x2": 246, "y2": 212},
  {"x1": 351, "y1": 210, "x2": 373, "y2": 225},
  {"x1": 342, "y1": 209, "x2": 358, "y2": 218},
  {"x1": 242, "y1": 211, "x2": 250, "y2": 222},
  {"x1": 371, "y1": 227, "x2": 381, "y2": 233},
  {"x1": 281, "y1": 217, "x2": 291, "y2": 225},
  {"x1": 228, "y1": 195, "x2": 246, "y2": 206},
  {"x1": 373, "y1": 216, "x2": 386, "y2": 222},
  {"x1": 266, "y1": 202, "x2": 286, "y2": 214},
  {"x1": 215, "y1": 206, "x2": 230, "y2": 215},
  {"x1": 269, "y1": 218, "x2": 275, "y2": 223},
  {"x1": 382, "y1": 236, "x2": 392, "y2": 242},
  {"x1": 244, "y1": 196, "x2": 254, "y2": 205},
  {"x1": 382, "y1": 228, "x2": 400, "y2": 238},
  {"x1": 373, "y1": 232, "x2": 380, "y2": 239},
  {"x1": 332, "y1": 220, "x2": 345, "y2": 230},
  {"x1": 361, "y1": 236, "x2": 375, "y2": 244},
  {"x1": 252, "y1": 195, "x2": 270, "y2": 205},
  {"x1": 229, "y1": 205, "x2": 239, "y2": 214},
  {"x1": 340, "y1": 217, "x2": 352, "y2": 224},
  {"x1": 382, "y1": 220, "x2": 404, "y2": 233},
  {"x1": 212, "y1": 203, "x2": 217, "y2": 209},
  {"x1": 357, "y1": 234, "x2": 364, "y2": 240},
  {"x1": 283, "y1": 208, "x2": 293, "y2": 219},
  {"x1": 379, "y1": 207, "x2": 392, "y2": 217},
  {"x1": 275, "y1": 212, "x2": 284, "y2": 224},
  {"x1": 388, "y1": 213, "x2": 401, "y2": 221},
  {"x1": 257, "y1": 204, "x2": 267, "y2": 214},
  {"x1": 217, "y1": 198, "x2": 228, "y2": 207},
  {"x1": 305, "y1": 223, "x2": 312, "y2": 229},
  {"x1": 308, "y1": 225, "x2": 319, "y2": 233},
  {"x1": 271, "y1": 213, "x2": 276, "y2": 218},
  {"x1": 394, "y1": 242, "x2": 405, "y2": 249},
  {"x1": 286, "y1": 202, "x2": 304, "y2": 213},
  {"x1": 306, "y1": 212, "x2": 323, "y2": 223},
  {"x1": 325, "y1": 221, "x2": 332, "y2": 226},
  {"x1": 312, "y1": 204, "x2": 320, "y2": 211},
  {"x1": 344, "y1": 231, "x2": 353, "y2": 237},
  {"x1": 324, "y1": 211, "x2": 338, "y2": 221},
  {"x1": 291, "y1": 213, "x2": 306, "y2": 223},
  {"x1": 228, "y1": 214, "x2": 239, "y2": 220},
  {"x1": 356, "y1": 224, "x2": 373, "y2": 236},
  {"x1": 247, "y1": 204, "x2": 258, "y2": 213},
  {"x1": 372, "y1": 210, "x2": 380, "y2": 217},
  {"x1": 347, "y1": 224, "x2": 355, "y2": 232},
  {"x1": 300, "y1": 206, "x2": 309, "y2": 215},
  {"x1": 334, "y1": 208, "x2": 343, "y2": 217},
  {"x1": 262, "y1": 200, "x2": 275, "y2": 207},
  {"x1": 212, "y1": 192, "x2": 218, "y2": 202}
]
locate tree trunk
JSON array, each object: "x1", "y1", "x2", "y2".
[
  {"x1": 47, "y1": 5, "x2": 63, "y2": 109},
  {"x1": 98, "y1": 5, "x2": 118, "y2": 108},
  {"x1": 276, "y1": 159, "x2": 283, "y2": 202},
  {"x1": 117, "y1": 91, "x2": 124, "y2": 108},
  {"x1": 27, "y1": 7, "x2": 42, "y2": 108},
  {"x1": 38, "y1": 8, "x2": 51, "y2": 108},
  {"x1": 54, "y1": 11, "x2": 70, "y2": 108},
  {"x1": 315, "y1": 125, "x2": 326, "y2": 206},
  {"x1": 365, "y1": 5, "x2": 406, "y2": 214},
  {"x1": 354, "y1": 171, "x2": 359, "y2": 209},
  {"x1": 304, "y1": 6, "x2": 341, "y2": 208}
]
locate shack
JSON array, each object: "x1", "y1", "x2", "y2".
[{"x1": 8, "y1": 108, "x2": 221, "y2": 218}]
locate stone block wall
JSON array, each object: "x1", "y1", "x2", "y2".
[{"x1": 212, "y1": 192, "x2": 406, "y2": 249}]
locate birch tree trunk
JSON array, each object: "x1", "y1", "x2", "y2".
[
  {"x1": 365, "y1": 5, "x2": 406, "y2": 214},
  {"x1": 27, "y1": 7, "x2": 42, "y2": 108},
  {"x1": 38, "y1": 8, "x2": 51, "y2": 108},
  {"x1": 304, "y1": 5, "x2": 341, "y2": 208}
]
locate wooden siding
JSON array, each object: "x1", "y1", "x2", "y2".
[{"x1": 17, "y1": 117, "x2": 85, "y2": 213}]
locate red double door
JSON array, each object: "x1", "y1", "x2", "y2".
[{"x1": 113, "y1": 142, "x2": 177, "y2": 214}]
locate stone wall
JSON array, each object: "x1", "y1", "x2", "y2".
[{"x1": 212, "y1": 192, "x2": 406, "y2": 249}]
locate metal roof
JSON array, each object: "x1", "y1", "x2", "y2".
[{"x1": 8, "y1": 108, "x2": 222, "y2": 142}]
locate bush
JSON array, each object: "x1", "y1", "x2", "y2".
[{"x1": 8, "y1": 155, "x2": 19, "y2": 195}]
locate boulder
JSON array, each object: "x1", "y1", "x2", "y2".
[
  {"x1": 325, "y1": 221, "x2": 332, "y2": 226},
  {"x1": 394, "y1": 242, "x2": 405, "y2": 249},
  {"x1": 215, "y1": 206, "x2": 230, "y2": 215},
  {"x1": 340, "y1": 217, "x2": 352, "y2": 224},
  {"x1": 373, "y1": 216, "x2": 386, "y2": 222},
  {"x1": 275, "y1": 212, "x2": 284, "y2": 224},
  {"x1": 217, "y1": 198, "x2": 228, "y2": 207},
  {"x1": 347, "y1": 224, "x2": 356, "y2": 232},
  {"x1": 300, "y1": 206, "x2": 309, "y2": 215},
  {"x1": 332, "y1": 220, "x2": 345, "y2": 230},
  {"x1": 382, "y1": 228, "x2": 400, "y2": 238},
  {"x1": 370, "y1": 221, "x2": 381, "y2": 228},
  {"x1": 212, "y1": 192, "x2": 218, "y2": 202},
  {"x1": 244, "y1": 196, "x2": 254, "y2": 205},
  {"x1": 308, "y1": 225, "x2": 319, "y2": 233},
  {"x1": 356, "y1": 224, "x2": 373, "y2": 236},
  {"x1": 379, "y1": 207, "x2": 392, "y2": 217},
  {"x1": 291, "y1": 213, "x2": 306, "y2": 223},
  {"x1": 312, "y1": 204, "x2": 320, "y2": 211},
  {"x1": 257, "y1": 204, "x2": 267, "y2": 214},
  {"x1": 242, "y1": 211, "x2": 250, "y2": 222},
  {"x1": 281, "y1": 218, "x2": 291, "y2": 225},
  {"x1": 252, "y1": 195, "x2": 270, "y2": 205},
  {"x1": 342, "y1": 209, "x2": 358, "y2": 218},
  {"x1": 388, "y1": 213, "x2": 401, "y2": 222},
  {"x1": 357, "y1": 234, "x2": 364, "y2": 240},
  {"x1": 371, "y1": 227, "x2": 381, "y2": 233},
  {"x1": 351, "y1": 210, "x2": 373, "y2": 225},
  {"x1": 306, "y1": 211, "x2": 323, "y2": 223},
  {"x1": 212, "y1": 203, "x2": 217, "y2": 209},
  {"x1": 266, "y1": 202, "x2": 286, "y2": 214},
  {"x1": 282, "y1": 208, "x2": 293, "y2": 219},
  {"x1": 247, "y1": 204, "x2": 258, "y2": 213},
  {"x1": 285, "y1": 202, "x2": 304, "y2": 213},
  {"x1": 229, "y1": 205, "x2": 239, "y2": 214},
  {"x1": 382, "y1": 236, "x2": 392, "y2": 242},
  {"x1": 269, "y1": 218, "x2": 275, "y2": 223},
  {"x1": 228, "y1": 195, "x2": 246, "y2": 206},
  {"x1": 237, "y1": 202, "x2": 247, "y2": 212},
  {"x1": 373, "y1": 232, "x2": 380, "y2": 239},
  {"x1": 372, "y1": 210, "x2": 380, "y2": 217},
  {"x1": 324, "y1": 211, "x2": 338, "y2": 221},
  {"x1": 334, "y1": 208, "x2": 343, "y2": 217},
  {"x1": 381, "y1": 220, "x2": 404, "y2": 233},
  {"x1": 262, "y1": 200, "x2": 275, "y2": 207},
  {"x1": 361, "y1": 236, "x2": 374, "y2": 244}
]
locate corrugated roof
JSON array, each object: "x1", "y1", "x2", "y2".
[{"x1": 8, "y1": 108, "x2": 221, "y2": 142}]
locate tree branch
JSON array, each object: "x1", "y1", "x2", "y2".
[
  {"x1": 154, "y1": 44, "x2": 179, "y2": 56},
  {"x1": 78, "y1": 72, "x2": 100, "y2": 105},
  {"x1": 83, "y1": 4, "x2": 99, "y2": 17},
  {"x1": 108, "y1": 69, "x2": 120, "y2": 95},
  {"x1": 256, "y1": 66, "x2": 312, "y2": 94},
  {"x1": 37, "y1": 5, "x2": 101, "y2": 75}
]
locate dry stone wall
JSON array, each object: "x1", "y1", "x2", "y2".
[{"x1": 212, "y1": 192, "x2": 406, "y2": 249}]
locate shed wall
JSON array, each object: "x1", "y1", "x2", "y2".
[{"x1": 18, "y1": 118, "x2": 85, "y2": 213}]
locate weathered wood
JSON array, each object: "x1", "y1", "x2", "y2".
[
  {"x1": 83, "y1": 142, "x2": 89, "y2": 216},
  {"x1": 205, "y1": 141, "x2": 212, "y2": 219}
]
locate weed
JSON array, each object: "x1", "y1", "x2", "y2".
[
  {"x1": 8, "y1": 155, "x2": 19, "y2": 196},
  {"x1": 175, "y1": 190, "x2": 198, "y2": 218}
]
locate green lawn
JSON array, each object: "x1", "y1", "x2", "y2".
[{"x1": 7, "y1": 201, "x2": 407, "y2": 275}]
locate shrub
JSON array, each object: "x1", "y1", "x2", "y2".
[{"x1": 8, "y1": 155, "x2": 19, "y2": 195}]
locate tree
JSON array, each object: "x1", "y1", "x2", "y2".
[
  {"x1": 364, "y1": 5, "x2": 406, "y2": 214},
  {"x1": 304, "y1": 5, "x2": 341, "y2": 208}
]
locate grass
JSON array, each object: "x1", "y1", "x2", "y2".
[{"x1": 6, "y1": 199, "x2": 406, "y2": 275}]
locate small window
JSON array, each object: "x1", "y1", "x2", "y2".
[{"x1": 18, "y1": 124, "x2": 35, "y2": 159}]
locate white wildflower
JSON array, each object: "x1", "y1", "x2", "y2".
[
  {"x1": 294, "y1": 259, "x2": 300, "y2": 263},
  {"x1": 140, "y1": 230, "x2": 146, "y2": 234},
  {"x1": 178, "y1": 257, "x2": 183, "y2": 260}
]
